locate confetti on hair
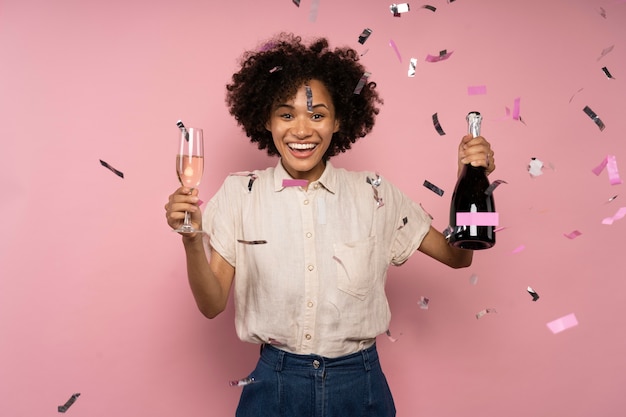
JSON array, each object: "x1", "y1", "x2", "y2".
[
  {"x1": 423, "y1": 179, "x2": 444, "y2": 196},
  {"x1": 425, "y1": 50, "x2": 453, "y2": 62},
  {"x1": 597, "y1": 45, "x2": 614, "y2": 61},
  {"x1": 229, "y1": 377, "x2": 256, "y2": 387},
  {"x1": 390, "y1": 3, "x2": 410, "y2": 16},
  {"x1": 99, "y1": 159, "x2": 124, "y2": 178},
  {"x1": 583, "y1": 105, "x2": 605, "y2": 131},
  {"x1": 528, "y1": 157, "x2": 544, "y2": 178},
  {"x1": 389, "y1": 39, "x2": 402, "y2": 62},
  {"x1": 602, "y1": 67, "x2": 615, "y2": 79},
  {"x1": 563, "y1": 230, "x2": 582, "y2": 239},
  {"x1": 237, "y1": 239, "x2": 268, "y2": 245},
  {"x1": 408, "y1": 58, "x2": 417, "y2": 77},
  {"x1": 592, "y1": 155, "x2": 622, "y2": 185},
  {"x1": 476, "y1": 308, "x2": 497, "y2": 319},
  {"x1": 602, "y1": 207, "x2": 626, "y2": 225},
  {"x1": 58, "y1": 393, "x2": 80, "y2": 413},
  {"x1": 269, "y1": 66, "x2": 283, "y2": 73},
  {"x1": 469, "y1": 273, "x2": 478, "y2": 285},
  {"x1": 527, "y1": 286, "x2": 540, "y2": 301},
  {"x1": 353, "y1": 72, "x2": 371, "y2": 94},
  {"x1": 417, "y1": 296, "x2": 430, "y2": 309},
  {"x1": 282, "y1": 179, "x2": 309, "y2": 187},
  {"x1": 467, "y1": 85, "x2": 487, "y2": 95},
  {"x1": 358, "y1": 28, "x2": 373, "y2": 45},
  {"x1": 305, "y1": 85, "x2": 313, "y2": 113},
  {"x1": 421, "y1": 5, "x2": 437, "y2": 11},
  {"x1": 385, "y1": 329, "x2": 399, "y2": 342},
  {"x1": 546, "y1": 313, "x2": 578, "y2": 334},
  {"x1": 432, "y1": 113, "x2": 446, "y2": 135},
  {"x1": 485, "y1": 179, "x2": 508, "y2": 195}
]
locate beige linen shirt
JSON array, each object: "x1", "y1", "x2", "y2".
[{"x1": 204, "y1": 161, "x2": 432, "y2": 358}]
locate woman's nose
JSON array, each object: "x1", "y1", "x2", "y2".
[{"x1": 292, "y1": 117, "x2": 312, "y2": 138}]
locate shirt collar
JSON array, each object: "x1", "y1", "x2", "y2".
[{"x1": 273, "y1": 160, "x2": 337, "y2": 194}]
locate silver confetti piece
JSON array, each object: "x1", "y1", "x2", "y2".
[
  {"x1": 484, "y1": 179, "x2": 508, "y2": 195},
  {"x1": 358, "y1": 28, "x2": 372, "y2": 45},
  {"x1": 99, "y1": 159, "x2": 124, "y2": 178},
  {"x1": 58, "y1": 393, "x2": 80, "y2": 413},
  {"x1": 583, "y1": 105, "x2": 605, "y2": 131},
  {"x1": 527, "y1": 286, "x2": 540, "y2": 301},
  {"x1": 229, "y1": 377, "x2": 256, "y2": 387},
  {"x1": 432, "y1": 113, "x2": 445, "y2": 135},
  {"x1": 305, "y1": 85, "x2": 313, "y2": 113},
  {"x1": 353, "y1": 72, "x2": 371, "y2": 94},
  {"x1": 237, "y1": 239, "x2": 267, "y2": 245},
  {"x1": 476, "y1": 308, "x2": 497, "y2": 319},
  {"x1": 423, "y1": 179, "x2": 444, "y2": 196},
  {"x1": 602, "y1": 66, "x2": 615, "y2": 79}
]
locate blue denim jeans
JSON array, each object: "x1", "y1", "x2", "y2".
[{"x1": 235, "y1": 343, "x2": 396, "y2": 417}]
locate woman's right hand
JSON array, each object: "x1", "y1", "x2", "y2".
[{"x1": 165, "y1": 187, "x2": 202, "y2": 237}]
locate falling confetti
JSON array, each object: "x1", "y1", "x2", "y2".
[
  {"x1": 358, "y1": 28, "x2": 373, "y2": 45},
  {"x1": 292, "y1": 0, "x2": 300, "y2": 6},
  {"x1": 432, "y1": 113, "x2": 446, "y2": 135},
  {"x1": 469, "y1": 273, "x2": 478, "y2": 285},
  {"x1": 423, "y1": 179, "x2": 444, "y2": 196},
  {"x1": 528, "y1": 158, "x2": 543, "y2": 177},
  {"x1": 353, "y1": 72, "x2": 371, "y2": 94},
  {"x1": 512, "y1": 245, "x2": 525, "y2": 254},
  {"x1": 592, "y1": 155, "x2": 622, "y2": 185},
  {"x1": 417, "y1": 296, "x2": 430, "y2": 309},
  {"x1": 476, "y1": 308, "x2": 497, "y2": 319},
  {"x1": 389, "y1": 39, "x2": 402, "y2": 62},
  {"x1": 390, "y1": 3, "x2": 410, "y2": 16},
  {"x1": 597, "y1": 45, "x2": 614, "y2": 61},
  {"x1": 408, "y1": 58, "x2": 417, "y2": 77},
  {"x1": 484, "y1": 179, "x2": 508, "y2": 196},
  {"x1": 229, "y1": 377, "x2": 256, "y2": 387},
  {"x1": 421, "y1": 5, "x2": 436, "y2": 12},
  {"x1": 563, "y1": 230, "x2": 582, "y2": 239},
  {"x1": 425, "y1": 50, "x2": 453, "y2": 62},
  {"x1": 583, "y1": 105, "x2": 606, "y2": 131},
  {"x1": 385, "y1": 329, "x2": 399, "y2": 342},
  {"x1": 305, "y1": 85, "x2": 313, "y2": 112},
  {"x1": 467, "y1": 85, "x2": 487, "y2": 95},
  {"x1": 176, "y1": 119, "x2": 189, "y2": 141},
  {"x1": 546, "y1": 313, "x2": 578, "y2": 334},
  {"x1": 527, "y1": 286, "x2": 540, "y2": 301},
  {"x1": 602, "y1": 207, "x2": 626, "y2": 225},
  {"x1": 602, "y1": 67, "x2": 615, "y2": 79},
  {"x1": 308, "y1": 0, "x2": 319, "y2": 22},
  {"x1": 99, "y1": 159, "x2": 124, "y2": 178},
  {"x1": 58, "y1": 393, "x2": 80, "y2": 413}
]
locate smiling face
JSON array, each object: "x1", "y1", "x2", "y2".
[{"x1": 265, "y1": 79, "x2": 340, "y2": 182}]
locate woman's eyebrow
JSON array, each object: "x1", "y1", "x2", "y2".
[{"x1": 275, "y1": 103, "x2": 330, "y2": 110}]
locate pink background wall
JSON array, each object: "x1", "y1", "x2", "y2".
[{"x1": 1, "y1": 0, "x2": 625, "y2": 416}]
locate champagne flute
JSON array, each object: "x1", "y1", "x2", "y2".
[{"x1": 173, "y1": 126, "x2": 204, "y2": 233}]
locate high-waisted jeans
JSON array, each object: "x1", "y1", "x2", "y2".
[{"x1": 235, "y1": 343, "x2": 396, "y2": 417}]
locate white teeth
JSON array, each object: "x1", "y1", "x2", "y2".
[{"x1": 288, "y1": 143, "x2": 317, "y2": 150}]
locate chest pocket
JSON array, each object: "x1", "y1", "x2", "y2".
[{"x1": 333, "y1": 236, "x2": 378, "y2": 300}]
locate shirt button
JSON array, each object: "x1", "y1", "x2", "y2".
[
  {"x1": 305, "y1": 333, "x2": 312, "y2": 340},
  {"x1": 307, "y1": 265, "x2": 315, "y2": 271},
  {"x1": 306, "y1": 232, "x2": 312, "y2": 238},
  {"x1": 312, "y1": 360, "x2": 320, "y2": 369},
  {"x1": 307, "y1": 301, "x2": 314, "y2": 308},
  {"x1": 314, "y1": 183, "x2": 320, "y2": 189},
  {"x1": 303, "y1": 199, "x2": 309, "y2": 205}
]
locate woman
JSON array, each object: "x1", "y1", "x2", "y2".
[{"x1": 165, "y1": 33, "x2": 495, "y2": 417}]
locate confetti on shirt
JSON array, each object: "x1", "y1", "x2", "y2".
[
  {"x1": 602, "y1": 207, "x2": 626, "y2": 225},
  {"x1": 476, "y1": 308, "x2": 497, "y2": 319},
  {"x1": 563, "y1": 230, "x2": 582, "y2": 239},
  {"x1": 423, "y1": 179, "x2": 444, "y2": 196},
  {"x1": 408, "y1": 58, "x2": 417, "y2": 77},
  {"x1": 229, "y1": 377, "x2": 256, "y2": 387},
  {"x1": 602, "y1": 66, "x2": 615, "y2": 79},
  {"x1": 282, "y1": 179, "x2": 309, "y2": 187},
  {"x1": 417, "y1": 296, "x2": 430, "y2": 310},
  {"x1": 99, "y1": 159, "x2": 124, "y2": 178},
  {"x1": 397, "y1": 216, "x2": 408, "y2": 230},
  {"x1": 527, "y1": 286, "x2": 540, "y2": 301},
  {"x1": 237, "y1": 239, "x2": 268, "y2": 245},
  {"x1": 425, "y1": 50, "x2": 453, "y2": 62},
  {"x1": 229, "y1": 171, "x2": 258, "y2": 192},
  {"x1": 358, "y1": 28, "x2": 373, "y2": 45},
  {"x1": 592, "y1": 155, "x2": 622, "y2": 185},
  {"x1": 546, "y1": 313, "x2": 578, "y2": 334},
  {"x1": 367, "y1": 174, "x2": 384, "y2": 207},
  {"x1": 58, "y1": 393, "x2": 80, "y2": 413},
  {"x1": 467, "y1": 85, "x2": 487, "y2": 95},
  {"x1": 485, "y1": 179, "x2": 507, "y2": 196},
  {"x1": 583, "y1": 105, "x2": 605, "y2": 131},
  {"x1": 389, "y1": 39, "x2": 402, "y2": 62},
  {"x1": 528, "y1": 157, "x2": 544, "y2": 177},
  {"x1": 432, "y1": 113, "x2": 446, "y2": 135},
  {"x1": 353, "y1": 72, "x2": 371, "y2": 94}
]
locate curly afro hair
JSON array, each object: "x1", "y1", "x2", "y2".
[{"x1": 225, "y1": 33, "x2": 383, "y2": 160}]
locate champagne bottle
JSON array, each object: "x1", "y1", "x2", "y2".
[{"x1": 448, "y1": 112, "x2": 496, "y2": 249}]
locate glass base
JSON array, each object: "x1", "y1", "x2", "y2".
[{"x1": 172, "y1": 224, "x2": 199, "y2": 234}]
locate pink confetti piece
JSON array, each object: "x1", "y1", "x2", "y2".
[
  {"x1": 563, "y1": 230, "x2": 582, "y2": 239},
  {"x1": 417, "y1": 296, "x2": 430, "y2": 310},
  {"x1": 512, "y1": 245, "x2": 525, "y2": 254},
  {"x1": 425, "y1": 50, "x2": 453, "y2": 62},
  {"x1": 282, "y1": 179, "x2": 309, "y2": 187},
  {"x1": 602, "y1": 207, "x2": 626, "y2": 225},
  {"x1": 546, "y1": 313, "x2": 578, "y2": 334},
  {"x1": 511, "y1": 97, "x2": 521, "y2": 120},
  {"x1": 597, "y1": 45, "x2": 614, "y2": 61},
  {"x1": 467, "y1": 85, "x2": 487, "y2": 95},
  {"x1": 385, "y1": 329, "x2": 400, "y2": 342},
  {"x1": 592, "y1": 155, "x2": 622, "y2": 185},
  {"x1": 456, "y1": 212, "x2": 499, "y2": 226},
  {"x1": 494, "y1": 226, "x2": 507, "y2": 233},
  {"x1": 389, "y1": 39, "x2": 402, "y2": 62}
]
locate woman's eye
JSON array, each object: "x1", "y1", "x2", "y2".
[
  {"x1": 312, "y1": 113, "x2": 324, "y2": 120},
  {"x1": 280, "y1": 113, "x2": 292, "y2": 119}
]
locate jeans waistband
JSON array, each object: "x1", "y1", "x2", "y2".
[{"x1": 259, "y1": 343, "x2": 378, "y2": 372}]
